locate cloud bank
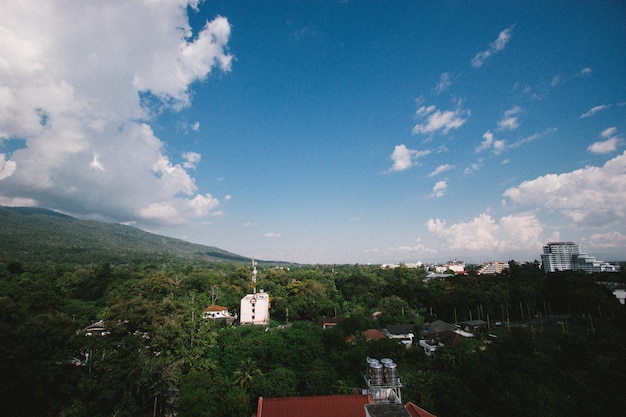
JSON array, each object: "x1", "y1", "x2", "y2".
[
  {"x1": 0, "y1": 1, "x2": 232, "y2": 225},
  {"x1": 504, "y1": 151, "x2": 626, "y2": 225}
]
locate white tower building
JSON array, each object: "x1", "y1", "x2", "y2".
[{"x1": 239, "y1": 260, "x2": 270, "y2": 325}]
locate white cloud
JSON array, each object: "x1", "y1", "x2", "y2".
[
  {"x1": 179, "y1": 120, "x2": 201, "y2": 133},
  {"x1": 549, "y1": 74, "x2": 562, "y2": 88},
  {"x1": 464, "y1": 161, "x2": 482, "y2": 175},
  {"x1": 139, "y1": 192, "x2": 220, "y2": 224},
  {"x1": 588, "y1": 137, "x2": 621, "y2": 154},
  {"x1": 364, "y1": 238, "x2": 437, "y2": 259},
  {"x1": 475, "y1": 131, "x2": 506, "y2": 154},
  {"x1": 426, "y1": 212, "x2": 543, "y2": 253},
  {"x1": 428, "y1": 164, "x2": 452, "y2": 177},
  {"x1": 588, "y1": 127, "x2": 622, "y2": 154},
  {"x1": 585, "y1": 231, "x2": 626, "y2": 250},
  {"x1": 0, "y1": 1, "x2": 232, "y2": 226},
  {"x1": 497, "y1": 106, "x2": 522, "y2": 131},
  {"x1": 477, "y1": 128, "x2": 555, "y2": 155},
  {"x1": 412, "y1": 101, "x2": 470, "y2": 136},
  {"x1": 90, "y1": 153, "x2": 105, "y2": 171},
  {"x1": 389, "y1": 144, "x2": 431, "y2": 172},
  {"x1": 475, "y1": 131, "x2": 494, "y2": 153},
  {"x1": 601, "y1": 127, "x2": 618, "y2": 138},
  {"x1": 434, "y1": 72, "x2": 452, "y2": 94},
  {"x1": 577, "y1": 67, "x2": 592, "y2": 76},
  {"x1": 507, "y1": 128, "x2": 557, "y2": 151},
  {"x1": 471, "y1": 25, "x2": 515, "y2": 67},
  {"x1": 504, "y1": 151, "x2": 626, "y2": 225},
  {"x1": 182, "y1": 151, "x2": 202, "y2": 169},
  {"x1": 430, "y1": 180, "x2": 447, "y2": 198},
  {"x1": 263, "y1": 232, "x2": 282, "y2": 238},
  {"x1": 580, "y1": 104, "x2": 610, "y2": 119},
  {"x1": 0, "y1": 153, "x2": 17, "y2": 179}
]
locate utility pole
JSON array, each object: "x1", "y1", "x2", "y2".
[{"x1": 190, "y1": 294, "x2": 195, "y2": 348}]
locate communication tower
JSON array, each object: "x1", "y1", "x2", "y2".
[
  {"x1": 239, "y1": 260, "x2": 270, "y2": 325},
  {"x1": 252, "y1": 260, "x2": 257, "y2": 294}
]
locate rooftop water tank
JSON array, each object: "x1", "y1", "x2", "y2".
[
  {"x1": 384, "y1": 362, "x2": 398, "y2": 384},
  {"x1": 369, "y1": 362, "x2": 383, "y2": 385}
]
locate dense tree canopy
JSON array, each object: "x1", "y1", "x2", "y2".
[{"x1": 1, "y1": 258, "x2": 625, "y2": 417}]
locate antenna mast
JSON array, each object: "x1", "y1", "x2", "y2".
[{"x1": 252, "y1": 260, "x2": 257, "y2": 294}]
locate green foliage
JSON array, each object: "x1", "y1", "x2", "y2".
[
  {"x1": 1, "y1": 211, "x2": 626, "y2": 416},
  {"x1": 0, "y1": 206, "x2": 255, "y2": 265}
]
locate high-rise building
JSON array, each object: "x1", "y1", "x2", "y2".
[
  {"x1": 541, "y1": 241, "x2": 618, "y2": 273},
  {"x1": 541, "y1": 242, "x2": 579, "y2": 273}
]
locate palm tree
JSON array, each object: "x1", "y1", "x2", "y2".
[{"x1": 233, "y1": 358, "x2": 262, "y2": 392}]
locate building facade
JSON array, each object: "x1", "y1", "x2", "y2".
[
  {"x1": 541, "y1": 241, "x2": 618, "y2": 273},
  {"x1": 240, "y1": 291, "x2": 270, "y2": 325},
  {"x1": 202, "y1": 305, "x2": 235, "y2": 321},
  {"x1": 478, "y1": 261, "x2": 509, "y2": 275},
  {"x1": 541, "y1": 242, "x2": 580, "y2": 272},
  {"x1": 572, "y1": 254, "x2": 619, "y2": 272}
]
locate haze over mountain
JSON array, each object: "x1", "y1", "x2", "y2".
[{"x1": 0, "y1": 206, "x2": 269, "y2": 265}]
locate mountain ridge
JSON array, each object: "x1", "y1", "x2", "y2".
[{"x1": 0, "y1": 206, "x2": 275, "y2": 265}]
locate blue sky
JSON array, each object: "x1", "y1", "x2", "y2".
[{"x1": 1, "y1": 1, "x2": 625, "y2": 264}]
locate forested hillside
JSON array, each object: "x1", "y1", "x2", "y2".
[
  {"x1": 1, "y1": 209, "x2": 626, "y2": 417},
  {"x1": 0, "y1": 206, "x2": 257, "y2": 264}
]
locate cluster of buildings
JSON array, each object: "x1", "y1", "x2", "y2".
[
  {"x1": 541, "y1": 242, "x2": 619, "y2": 273},
  {"x1": 384, "y1": 241, "x2": 620, "y2": 276},
  {"x1": 202, "y1": 260, "x2": 271, "y2": 326},
  {"x1": 382, "y1": 259, "x2": 510, "y2": 277}
]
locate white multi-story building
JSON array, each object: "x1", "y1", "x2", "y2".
[
  {"x1": 573, "y1": 254, "x2": 619, "y2": 273},
  {"x1": 434, "y1": 259, "x2": 465, "y2": 274},
  {"x1": 541, "y1": 241, "x2": 618, "y2": 273},
  {"x1": 478, "y1": 261, "x2": 510, "y2": 275},
  {"x1": 239, "y1": 260, "x2": 271, "y2": 326},
  {"x1": 240, "y1": 291, "x2": 270, "y2": 325},
  {"x1": 541, "y1": 242, "x2": 580, "y2": 272}
]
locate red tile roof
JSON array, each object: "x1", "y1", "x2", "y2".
[
  {"x1": 363, "y1": 329, "x2": 387, "y2": 341},
  {"x1": 204, "y1": 305, "x2": 228, "y2": 312},
  {"x1": 257, "y1": 395, "x2": 374, "y2": 417},
  {"x1": 405, "y1": 402, "x2": 437, "y2": 417}
]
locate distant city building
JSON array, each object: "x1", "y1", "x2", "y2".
[
  {"x1": 541, "y1": 241, "x2": 618, "y2": 273},
  {"x1": 572, "y1": 253, "x2": 619, "y2": 272},
  {"x1": 381, "y1": 261, "x2": 423, "y2": 269},
  {"x1": 541, "y1": 242, "x2": 579, "y2": 272},
  {"x1": 478, "y1": 261, "x2": 509, "y2": 275},
  {"x1": 435, "y1": 259, "x2": 465, "y2": 274}
]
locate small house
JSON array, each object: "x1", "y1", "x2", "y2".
[{"x1": 202, "y1": 305, "x2": 235, "y2": 324}]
